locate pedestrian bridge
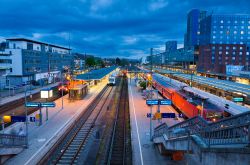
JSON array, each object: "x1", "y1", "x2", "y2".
[{"x1": 153, "y1": 111, "x2": 250, "y2": 165}]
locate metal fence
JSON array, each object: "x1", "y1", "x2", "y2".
[
  {"x1": 154, "y1": 111, "x2": 250, "y2": 147},
  {"x1": 0, "y1": 134, "x2": 27, "y2": 147}
]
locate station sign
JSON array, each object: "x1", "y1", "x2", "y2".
[
  {"x1": 161, "y1": 113, "x2": 175, "y2": 118},
  {"x1": 3, "y1": 116, "x2": 26, "y2": 123},
  {"x1": 232, "y1": 97, "x2": 244, "y2": 102},
  {"x1": 40, "y1": 102, "x2": 56, "y2": 107},
  {"x1": 146, "y1": 99, "x2": 159, "y2": 105},
  {"x1": 25, "y1": 102, "x2": 41, "y2": 107},
  {"x1": 159, "y1": 99, "x2": 172, "y2": 105},
  {"x1": 25, "y1": 102, "x2": 56, "y2": 107},
  {"x1": 146, "y1": 99, "x2": 172, "y2": 105}
]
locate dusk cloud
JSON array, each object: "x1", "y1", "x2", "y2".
[{"x1": 0, "y1": 0, "x2": 249, "y2": 58}]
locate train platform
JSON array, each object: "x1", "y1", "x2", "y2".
[
  {"x1": 0, "y1": 82, "x2": 60, "y2": 106},
  {"x1": 2, "y1": 79, "x2": 108, "y2": 165},
  {"x1": 128, "y1": 78, "x2": 184, "y2": 165}
]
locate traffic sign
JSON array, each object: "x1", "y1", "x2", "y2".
[
  {"x1": 159, "y1": 99, "x2": 172, "y2": 105},
  {"x1": 30, "y1": 117, "x2": 36, "y2": 122},
  {"x1": 161, "y1": 113, "x2": 175, "y2": 118},
  {"x1": 146, "y1": 99, "x2": 159, "y2": 105},
  {"x1": 232, "y1": 97, "x2": 244, "y2": 102},
  {"x1": 146, "y1": 113, "x2": 152, "y2": 118},
  {"x1": 40, "y1": 102, "x2": 56, "y2": 107},
  {"x1": 11, "y1": 116, "x2": 26, "y2": 122},
  {"x1": 25, "y1": 102, "x2": 40, "y2": 107}
]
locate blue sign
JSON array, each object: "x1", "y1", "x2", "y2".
[
  {"x1": 41, "y1": 102, "x2": 56, "y2": 107},
  {"x1": 146, "y1": 99, "x2": 159, "y2": 105},
  {"x1": 232, "y1": 97, "x2": 244, "y2": 102},
  {"x1": 146, "y1": 113, "x2": 152, "y2": 118},
  {"x1": 11, "y1": 116, "x2": 26, "y2": 122},
  {"x1": 25, "y1": 102, "x2": 40, "y2": 107},
  {"x1": 30, "y1": 117, "x2": 36, "y2": 122},
  {"x1": 161, "y1": 113, "x2": 176, "y2": 118},
  {"x1": 159, "y1": 99, "x2": 172, "y2": 105}
]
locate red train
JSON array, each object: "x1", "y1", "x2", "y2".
[{"x1": 151, "y1": 77, "x2": 223, "y2": 121}]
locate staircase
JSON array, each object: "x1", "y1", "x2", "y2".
[{"x1": 153, "y1": 111, "x2": 250, "y2": 165}]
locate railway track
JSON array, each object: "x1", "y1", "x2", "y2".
[
  {"x1": 40, "y1": 85, "x2": 113, "y2": 165},
  {"x1": 107, "y1": 77, "x2": 132, "y2": 165}
]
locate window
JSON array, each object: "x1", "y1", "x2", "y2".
[
  {"x1": 242, "y1": 21, "x2": 245, "y2": 24},
  {"x1": 213, "y1": 36, "x2": 216, "y2": 39},
  {"x1": 213, "y1": 31, "x2": 216, "y2": 34},
  {"x1": 233, "y1": 47, "x2": 236, "y2": 50},
  {"x1": 219, "y1": 51, "x2": 222, "y2": 55},
  {"x1": 239, "y1": 52, "x2": 243, "y2": 55},
  {"x1": 227, "y1": 20, "x2": 231, "y2": 23},
  {"x1": 241, "y1": 31, "x2": 244, "y2": 34},
  {"x1": 226, "y1": 51, "x2": 229, "y2": 55},
  {"x1": 221, "y1": 20, "x2": 224, "y2": 23},
  {"x1": 220, "y1": 26, "x2": 223, "y2": 28},
  {"x1": 220, "y1": 31, "x2": 223, "y2": 34},
  {"x1": 226, "y1": 46, "x2": 229, "y2": 50},
  {"x1": 219, "y1": 46, "x2": 222, "y2": 50},
  {"x1": 235, "y1": 21, "x2": 238, "y2": 23},
  {"x1": 247, "y1": 52, "x2": 249, "y2": 55},
  {"x1": 234, "y1": 31, "x2": 237, "y2": 34},
  {"x1": 232, "y1": 57, "x2": 236, "y2": 60},
  {"x1": 248, "y1": 26, "x2": 250, "y2": 29},
  {"x1": 240, "y1": 47, "x2": 243, "y2": 50}
]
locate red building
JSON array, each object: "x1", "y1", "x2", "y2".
[{"x1": 198, "y1": 44, "x2": 250, "y2": 74}]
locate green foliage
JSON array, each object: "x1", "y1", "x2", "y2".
[
  {"x1": 139, "y1": 81, "x2": 147, "y2": 90},
  {"x1": 86, "y1": 57, "x2": 96, "y2": 67}
]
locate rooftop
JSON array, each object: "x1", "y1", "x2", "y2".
[{"x1": 6, "y1": 38, "x2": 71, "y2": 50}]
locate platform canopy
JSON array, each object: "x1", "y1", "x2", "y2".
[{"x1": 76, "y1": 66, "x2": 117, "y2": 81}]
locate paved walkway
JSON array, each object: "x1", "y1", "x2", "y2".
[
  {"x1": 0, "y1": 83, "x2": 60, "y2": 106},
  {"x1": 3, "y1": 79, "x2": 108, "y2": 165},
  {"x1": 128, "y1": 78, "x2": 184, "y2": 165}
]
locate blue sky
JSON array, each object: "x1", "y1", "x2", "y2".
[{"x1": 0, "y1": 0, "x2": 250, "y2": 58}]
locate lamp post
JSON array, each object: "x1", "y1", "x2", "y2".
[
  {"x1": 24, "y1": 84, "x2": 28, "y2": 148},
  {"x1": 61, "y1": 71, "x2": 64, "y2": 110}
]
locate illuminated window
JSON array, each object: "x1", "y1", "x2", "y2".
[
  {"x1": 234, "y1": 31, "x2": 237, "y2": 34},
  {"x1": 221, "y1": 20, "x2": 224, "y2": 23},
  {"x1": 235, "y1": 21, "x2": 238, "y2": 23},
  {"x1": 241, "y1": 31, "x2": 244, "y2": 34}
]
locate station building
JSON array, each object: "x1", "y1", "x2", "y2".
[{"x1": 0, "y1": 38, "x2": 72, "y2": 87}]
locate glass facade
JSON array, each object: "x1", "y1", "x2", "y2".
[{"x1": 200, "y1": 15, "x2": 250, "y2": 45}]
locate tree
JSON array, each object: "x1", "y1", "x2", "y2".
[
  {"x1": 95, "y1": 58, "x2": 105, "y2": 68},
  {"x1": 115, "y1": 57, "x2": 121, "y2": 65},
  {"x1": 139, "y1": 81, "x2": 147, "y2": 90},
  {"x1": 86, "y1": 57, "x2": 96, "y2": 67}
]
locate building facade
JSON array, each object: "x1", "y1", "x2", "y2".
[
  {"x1": 185, "y1": 9, "x2": 207, "y2": 48},
  {"x1": 198, "y1": 44, "x2": 250, "y2": 73},
  {"x1": 1, "y1": 38, "x2": 72, "y2": 86},
  {"x1": 196, "y1": 14, "x2": 250, "y2": 74}
]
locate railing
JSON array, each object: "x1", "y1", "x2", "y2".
[
  {"x1": 154, "y1": 111, "x2": 250, "y2": 147},
  {"x1": 0, "y1": 134, "x2": 27, "y2": 147}
]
